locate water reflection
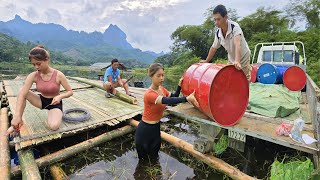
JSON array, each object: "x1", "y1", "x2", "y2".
[{"x1": 67, "y1": 145, "x2": 202, "y2": 180}]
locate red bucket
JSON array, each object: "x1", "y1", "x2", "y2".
[
  {"x1": 250, "y1": 64, "x2": 260, "y2": 83},
  {"x1": 283, "y1": 66, "x2": 306, "y2": 91},
  {"x1": 182, "y1": 63, "x2": 249, "y2": 126}
]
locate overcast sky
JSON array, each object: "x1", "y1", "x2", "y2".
[{"x1": 0, "y1": 0, "x2": 290, "y2": 53}]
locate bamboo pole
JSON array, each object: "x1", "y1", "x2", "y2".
[
  {"x1": 18, "y1": 148, "x2": 41, "y2": 180},
  {"x1": 0, "y1": 108, "x2": 10, "y2": 180},
  {"x1": 114, "y1": 91, "x2": 138, "y2": 104},
  {"x1": 11, "y1": 125, "x2": 135, "y2": 176},
  {"x1": 129, "y1": 119, "x2": 256, "y2": 180},
  {"x1": 68, "y1": 76, "x2": 137, "y2": 105},
  {"x1": 50, "y1": 164, "x2": 69, "y2": 180},
  {"x1": 41, "y1": 147, "x2": 69, "y2": 180}
]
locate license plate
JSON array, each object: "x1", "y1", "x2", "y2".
[{"x1": 228, "y1": 130, "x2": 246, "y2": 142}]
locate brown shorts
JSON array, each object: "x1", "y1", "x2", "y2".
[
  {"x1": 241, "y1": 61, "x2": 252, "y2": 81},
  {"x1": 103, "y1": 81, "x2": 121, "y2": 89}
]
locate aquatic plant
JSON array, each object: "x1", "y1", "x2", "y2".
[
  {"x1": 213, "y1": 134, "x2": 229, "y2": 155},
  {"x1": 270, "y1": 157, "x2": 314, "y2": 180}
]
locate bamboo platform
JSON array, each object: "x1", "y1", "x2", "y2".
[{"x1": 3, "y1": 78, "x2": 143, "y2": 150}]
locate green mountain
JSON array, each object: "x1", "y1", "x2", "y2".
[
  {"x1": 0, "y1": 33, "x2": 74, "y2": 64},
  {"x1": 0, "y1": 15, "x2": 161, "y2": 65}
]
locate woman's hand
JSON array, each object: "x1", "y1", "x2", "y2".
[
  {"x1": 5, "y1": 116, "x2": 23, "y2": 136},
  {"x1": 51, "y1": 95, "x2": 62, "y2": 105},
  {"x1": 178, "y1": 77, "x2": 183, "y2": 87},
  {"x1": 5, "y1": 126, "x2": 15, "y2": 136},
  {"x1": 186, "y1": 90, "x2": 199, "y2": 107}
]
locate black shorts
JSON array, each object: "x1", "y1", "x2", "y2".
[{"x1": 39, "y1": 94, "x2": 63, "y2": 111}]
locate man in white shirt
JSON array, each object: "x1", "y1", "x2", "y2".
[{"x1": 200, "y1": 5, "x2": 251, "y2": 81}]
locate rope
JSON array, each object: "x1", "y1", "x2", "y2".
[{"x1": 63, "y1": 108, "x2": 91, "y2": 123}]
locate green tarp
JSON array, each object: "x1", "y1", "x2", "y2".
[{"x1": 247, "y1": 83, "x2": 308, "y2": 122}]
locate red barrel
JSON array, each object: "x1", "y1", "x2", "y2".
[
  {"x1": 250, "y1": 64, "x2": 260, "y2": 83},
  {"x1": 182, "y1": 63, "x2": 249, "y2": 126},
  {"x1": 283, "y1": 66, "x2": 306, "y2": 91}
]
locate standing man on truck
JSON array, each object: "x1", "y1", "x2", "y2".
[{"x1": 200, "y1": 4, "x2": 251, "y2": 81}]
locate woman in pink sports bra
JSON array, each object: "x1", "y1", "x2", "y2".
[{"x1": 6, "y1": 45, "x2": 73, "y2": 135}]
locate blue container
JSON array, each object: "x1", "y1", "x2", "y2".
[
  {"x1": 257, "y1": 63, "x2": 289, "y2": 84},
  {"x1": 11, "y1": 148, "x2": 41, "y2": 166}
]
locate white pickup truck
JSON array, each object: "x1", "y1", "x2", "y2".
[{"x1": 252, "y1": 41, "x2": 306, "y2": 68}]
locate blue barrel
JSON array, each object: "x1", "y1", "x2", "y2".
[{"x1": 257, "y1": 63, "x2": 289, "y2": 84}]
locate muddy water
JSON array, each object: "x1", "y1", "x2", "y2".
[{"x1": 63, "y1": 120, "x2": 224, "y2": 180}]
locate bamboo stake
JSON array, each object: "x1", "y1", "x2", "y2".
[
  {"x1": 11, "y1": 125, "x2": 135, "y2": 176},
  {"x1": 0, "y1": 108, "x2": 10, "y2": 180},
  {"x1": 18, "y1": 148, "x2": 41, "y2": 180},
  {"x1": 129, "y1": 119, "x2": 256, "y2": 180},
  {"x1": 68, "y1": 76, "x2": 137, "y2": 105}
]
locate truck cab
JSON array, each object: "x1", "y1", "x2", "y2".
[{"x1": 252, "y1": 41, "x2": 307, "y2": 70}]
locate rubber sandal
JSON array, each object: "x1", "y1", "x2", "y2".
[{"x1": 105, "y1": 93, "x2": 112, "y2": 98}]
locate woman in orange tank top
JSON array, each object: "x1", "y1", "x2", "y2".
[
  {"x1": 6, "y1": 45, "x2": 73, "y2": 135},
  {"x1": 135, "y1": 63, "x2": 199, "y2": 161}
]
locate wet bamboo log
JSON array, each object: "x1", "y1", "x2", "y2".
[
  {"x1": 68, "y1": 76, "x2": 137, "y2": 104},
  {"x1": 11, "y1": 125, "x2": 135, "y2": 176},
  {"x1": 129, "y1": 119, "x2": 256, "y2": 180},
  {"x1": 0, "y1": 108, "x2": 10, "y2": 180},
  {"x1": 50, "y1": 164, "x2": 69, "y2": 180},
  {"x1": 41, "y1": 147, "x2": 69, "y2": 180},
  {"x1": 18, "y1": 148, "x2": 41, "y2": 180}
]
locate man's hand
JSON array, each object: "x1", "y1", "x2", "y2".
[
  {"x1": 112, "y1": 88, "x2": 117, "y2": 95},
  {"x1": 200, "y1": 60, "x2": 208, "y2": 63},
  {"x1": 234, "y1": 61, "x2": 242, "y2": 70}
]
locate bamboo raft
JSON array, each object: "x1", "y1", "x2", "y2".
[{"x1": 3, "y1": 78, "x2": 143, "y2": 150}]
